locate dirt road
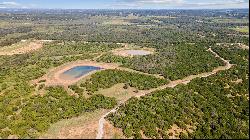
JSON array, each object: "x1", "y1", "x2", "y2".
[{"x1": 96, "y1": 48, "x2": 234, "y2": 139}]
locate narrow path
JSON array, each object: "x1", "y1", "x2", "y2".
[{"x1": 96, "y1": 48, "x2": 234, "y2": 139}]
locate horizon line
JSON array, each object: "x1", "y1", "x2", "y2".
[{"x1": 0, "y1": 8, "x2": 249, "y2": 10}]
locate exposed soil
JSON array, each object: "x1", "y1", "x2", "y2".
[
  {"x1": 112, "y1": 47, "x2": 155, "y2": 57},
  {"x1": 40, "y1": 109, "x2": 109, "y2": 139},
  {"x1": 32, "y1": 60, "x2": 164, "y2": 87},
  {"x1": 0, "y1": 40, "x2": 52, "y2": 56},
  {"x1": 31, "y1": 60, "x2": 120, "y2": 86},
  {"x1": 167, "y1": 124, "x2": 195, "y2": 139},
  {"x1": 103, "y1": 121, "x2": 126, "y2": 139}
]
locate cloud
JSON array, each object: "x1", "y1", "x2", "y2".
[
  {"x1": 108, "y1": 0, "x2": 183, "y2": 8},
  {"x1": 109, "y1": 0, "x2": 249, "y2": 8},
  {"x1": 181, "y1": 0, "x2": 248, "y2": 7},
  {"x1": 0, "y1": 1, "x2": 35, "y2": 8},
  {"x1": 0, "y1": 1, "x2": 20, "y2": 8}
]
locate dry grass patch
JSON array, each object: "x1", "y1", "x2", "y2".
[
  {"x1": 103, "y1": 121, "x2": 126, "y2": 139},
  {"x1": 103, "y1": 19, "x2": 132, "y2": 25},
  {"x1": 40, "y1": 109, "x2": 109, "y2": 139},
  {"x1": 0, "y1": 40, "x2": 51, "y2": 55},
  {"x1": 96, "y1": 83, "x2": 138, "y2": 102},
  {"x1": 167, "y1": 124, "x2": 195, "y2": 139},
  {"x1": 230, "y1": 26, "x2": 249, "y2": 33},
  {"x1": 112, "y1": 44, "x2": 155, "y2": 57}
]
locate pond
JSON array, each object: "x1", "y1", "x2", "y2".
[{"x1": 60, "y1": 66, "x2": 102, "y2": 80}]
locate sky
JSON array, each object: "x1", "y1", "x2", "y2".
[{"x1": 0, "y1": 0, "x2": 249, "y2": 9}]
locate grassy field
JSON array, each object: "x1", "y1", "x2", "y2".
[
  {"x1": 0, "y1": 40, "x2": 31, "y2": 52},
  {"x1": 231, "y1": 26, "x2": 249, "y2": 33},
  {"x1": 96, "y1": 83, "x2": 138, "y2": 102},
  {"x1": 40, "y1": 109, "x2": 109, "y2": 139},
  {"x1": 212, "y1": 18, "x2": 249, "y2": 23}
]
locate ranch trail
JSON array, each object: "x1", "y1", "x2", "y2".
[{"x1": 96, "y1": 48, "x2": 234, "y2": 139}]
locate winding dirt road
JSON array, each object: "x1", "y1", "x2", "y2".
[{"x1": 96, "y1": 48, "x2": 234, "y2": 139}]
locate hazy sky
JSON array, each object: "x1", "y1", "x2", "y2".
[{"x1": 0, "y1": 0, "x2": 249, "y2": 9}]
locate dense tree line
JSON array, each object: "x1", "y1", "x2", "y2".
[
  {"x1": 0, "y1": 9, "x2": 248, "y2": 139},
  {"x1": 98, "y1": 43, "x2": 224, "y2": 80},
  {"x1": 0, "y1": 26, "x2": 32, "y2": 38},
  {"x1": 80, "y1": 69, "x2": 167, "y2": 94},
  {"x1": 0, "y1": 9, "x2": 248, "y2": 47},
  {"x1": 0, "y1": 86, "x2": 116, "y2": 138},
  {"x1": 107, "y1": 45, "x2": 249, "y2": 139},
  {"x1": 0, "y1": 42, "x2": 122, "y2": 138}
]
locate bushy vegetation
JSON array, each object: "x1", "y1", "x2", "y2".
[
  {"x1": 106, "y1": 45, "x2": 249, "y2": 139},
  {"x1": 68, "y1": 84, "x2": 84, "y2": 94},
  {"x1": 81, "y1": 69, "x2": 167, "y2": 94},
  {"x1": 0, "y1": 9, "x2": 248, "y2": 47},
  {"x1": 0, "y1": 86, "x2": 116, "y2": 138},
  {"x1": 0, "y1": 42, "x2": 120, "y2": 138},
  {"x1": 39, "y1": 42, "x2": 122, "y2": 57},
  {"x1": 0, "y1": 9, "x2": 248, "y2": 139},
  {"x1": 99, "y1": 43, "x2": 224, "y2": 80}
]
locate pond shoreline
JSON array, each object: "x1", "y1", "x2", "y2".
[{"x1": 32, "y1": 60, "x2": 120, "y2": 86}]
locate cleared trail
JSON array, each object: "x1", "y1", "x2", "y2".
[{"x1": 95, "y1": 48, "x2": 233, "y2": 139}]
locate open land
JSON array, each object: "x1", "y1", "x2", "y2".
[{"x1": 0, "y1": 9, "x2": 248, "y2": 139}]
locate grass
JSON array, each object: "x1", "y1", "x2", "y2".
[
  {"x1": 212, "y1": 18, "x2": 249, "y2": 23},
  {"x1": 40, "y1": 109, "x2": 109, "y2": 139},
  {"x1": 0, "y1": 40, "x2": 31, "y2": 52},
  {"x1": 231, "y1": 26, "x2": 249, "y2": 33},
  {"x1": 95, "y1": 83, "x2": 138, "y2": 102},
  {"x1": 103, "y1": 19, "x2": 133, "y2": 25}
]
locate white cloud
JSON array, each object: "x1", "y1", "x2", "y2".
[
  {"x1": 181, "y1": 0, "x2": 248, "y2": 7},
  {"x1": 0, "y1": 1, "x2": 36, "y2": 8},
  {"x1": 110, "y1": 0, "x2": 249, "y2": 8},
  {"x1": 0, "y1": 1, "x2": 20, "y2": 7}
]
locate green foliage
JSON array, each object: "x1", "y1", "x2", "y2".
[
  {"x1": 0, "y1": 42, "x2": 120, "y2": 138},
  {"x1": 68, "y1": 84, "x2": 84, "y2": 94},
  {"x1": 0, "y1": 86, "x2": 117, "y2": 138},
  {"x1": 99, "y1": 43, "x2": 224, "y2": 80},
  {"x1": 0, "y1": 9, "x2": 248, "y2": 139},
  {"x1": 39, "y1": 42, "x2": 122, "y2": 57},
  {"x1": 81, "y1": 69, "x2": 167, "y2": 93},
  {"x1": 38, "y1": 79, "x2": 46, "y2": 83},
  {"x1": 38, "y1": 84, "x2": 45, "y2": 90},
  {"x1": 107, "y1": 46, "x2": 249, "y2": 139}
]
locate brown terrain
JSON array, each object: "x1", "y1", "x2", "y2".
[{"x1": 0, "y1": 40, "x2": 52, "y2": 56}]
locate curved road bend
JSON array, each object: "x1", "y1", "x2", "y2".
[{"x1": 96, "y1": 48, "x2": 233, "y2": 139}]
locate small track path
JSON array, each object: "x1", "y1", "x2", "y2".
[{"x1": 96, "y1": 48, "x2": 234, "y2": 139}]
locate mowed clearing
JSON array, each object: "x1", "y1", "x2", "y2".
[{"x1": 0, "y1": 40, "x2": 52, "y2": 55}]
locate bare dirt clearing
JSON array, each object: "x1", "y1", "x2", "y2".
[
  {"x1": 112, "y1": 47, "x2": 155, "y2": 57},
  {"x1": 0, "y1": 40, "x2": 52, "y2": 55},
  {"x1": 103, "y1": 121, "x2": 126, "y2": 139},
  {"x1": 32, "y1": 60, "x2": 164, "y2": 87},
  {"x1": 40, "y1": 109, "x2": 109, "y2": 139},
  {"x1": 102, "y1": 19, "x2": 133, "y2": 25},
  {"x1": 32, "y1": 60, "x2": 120, "y2": 86},
  {"x1": 167, "y1": 124, "x2": 196, "y2": 139}
]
